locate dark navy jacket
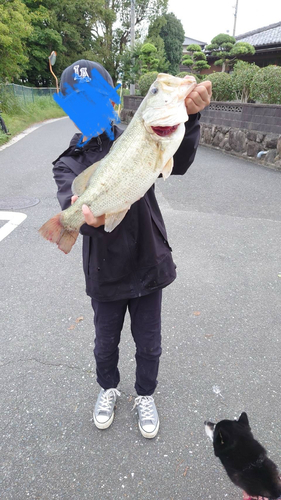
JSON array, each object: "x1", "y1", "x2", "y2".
[{"x1": 52, "y1": 115, "x2": 200, "y2": 301}]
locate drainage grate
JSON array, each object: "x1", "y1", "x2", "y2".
[{"x1": 0, "y1": 197, "x2": 40, "y2": 210}]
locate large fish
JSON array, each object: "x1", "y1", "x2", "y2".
[{"x1": 39, "y1": 73, "x2": 197, "y2": 253}]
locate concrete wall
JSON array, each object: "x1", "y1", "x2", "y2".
[
  {"x1": 200, "y1": 102, "x2": 281, "y2": 135},
  {"x1": 123, "y1": 95, "x2": 143, "y2": 111}
]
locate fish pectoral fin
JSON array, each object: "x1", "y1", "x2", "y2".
[
  {"x1": 161, "y1": 157, "x2": 174, "y2": 180},
  {"x1": 104, "y1": 209, "x2": 129, "y2": 232},
  {"x1": 71, "y1": 161, "x2": 100, "y2": 196}
]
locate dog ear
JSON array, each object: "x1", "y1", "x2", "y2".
[
  {"x1": 219, "y1": 431, "x2": 225, "y2": 444},
  {"x1": 214, "y1": 427, "x2": 231, "y2": 452},
  {"x1": 238, "y1": 412, "x2": 250, "y2": 427}
]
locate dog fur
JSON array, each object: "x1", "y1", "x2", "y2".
[{"x1": 205, "y1": 412, "x2": 281, "y2": 499}]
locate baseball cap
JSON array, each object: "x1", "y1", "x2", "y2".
[{"x1": 60, "y1": 59, "x2": 114, "y2": 95}]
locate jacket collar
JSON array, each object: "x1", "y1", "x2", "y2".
[{"x1": 52, "y1": 125, "x2": 121, "y2": 164}]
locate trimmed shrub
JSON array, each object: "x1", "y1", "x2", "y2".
[
  {"x1": 231, "y1": 61, "x2": 260, "y2": 102},
  {"x1": 139, "y1": 43, "x2": 159, "y2": 74},
  {"x1": 250, "y1": 65, "x2": 281, "y2": 104},
  {"x1": 138, "y1": 71, "x2": 158, "y2": 96},
  {"x1": 176, "y1": 71, "x2": 190, "y2": 78},
  {"x1": 203, "y1": 72, "x2": 235, "y2": 101},
  {"x1": 176, "y1": 72, "x2": 201, "y2": 83},
  {"x1": 186, "y1": 44, "x2": 202, "y2": 52}
]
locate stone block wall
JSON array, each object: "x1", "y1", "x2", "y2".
[
  {"x1": 200, "y1": 123, "x2": 281, "y2": 169},
  {"x1": 200, "y1": 102, "x2": 281, "y2": 169}
]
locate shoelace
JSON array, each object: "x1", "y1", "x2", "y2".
[
  {"x1": 133, "y1": 396, "x2": 155, "y2": 421},
  {"x1": 97, "y1": 388, "x2": 121, "y2": 413}
]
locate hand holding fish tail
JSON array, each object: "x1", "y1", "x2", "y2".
[
  {"x1": 82, "y1": 204, "x2": 105, "y2": 228},
  {"x1": 185, "y1": 80, "x2": 212, "y2": 115},
  {"x1": 71, "y1": 195, "x2": 78, "y2": 205},
  {"x1": 71, "y1": 195, "x2": 105, "y2": 228}
]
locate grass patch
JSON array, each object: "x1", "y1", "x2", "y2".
[{"x1": 0, "y1": 93, "x2": 66, "y2": 146}]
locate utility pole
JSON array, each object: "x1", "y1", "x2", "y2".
[
  {"x1": 130, "y1": 0, "x2": 135, "y2": 95},
  {"x1": 233, "y1": 0, "x2": 239, "y2": 36}
]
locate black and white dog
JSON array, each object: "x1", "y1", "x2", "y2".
[{"x1": 205, "y1": 412, "x2": 281, "y2": 500}]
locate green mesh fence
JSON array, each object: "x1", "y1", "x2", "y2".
[{"x1": 1, "y1": 84, "x2": 57, "y2": 103}]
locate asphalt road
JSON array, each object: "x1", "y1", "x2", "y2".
[{"x1": 1, "y1": 117, "x2": 281, "y2": 500}]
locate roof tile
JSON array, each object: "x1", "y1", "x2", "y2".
[{"x1": 236, "y1": 21, "x2": 281, "y2": 47}]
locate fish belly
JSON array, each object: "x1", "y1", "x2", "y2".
[
  {"x1": 81, "y1": 117, "x2": 166, "y2": 216},
  {"x1": 61, "y1": 114, "x2": 184, "y2": 230}
]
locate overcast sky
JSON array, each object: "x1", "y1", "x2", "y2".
[{"x1": 168, "y1": 0, "x2": 280, "y2": 44}]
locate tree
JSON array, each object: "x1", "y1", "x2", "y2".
[
  {"x1": 205, "y1": 33, "x2": 255, "y2": 72},
  {"x1": 159, "y1": 12, "x2": 185, "y2": 75},
  {"x1": 22, "y1": 3, "x2": 64, "y2": 86},
  {"x1": 0, "y1": 0, "x2": 33, "y2": 81},
  {"x1": 90, "y1": 0, "x2": 168, "y2": 84},
  {"x1": 139, "y1": 43, "x2": 159, "y2": 73},
  {"x1": 182, "y1": 44, "x2": 210, "y2": 74},
  {"x1": 118, "y1": 42, "x2": 143, "y2": 88},
  {"x1": 22, "y1": 0, "x2": 102, "y2": 86},
  {"x1": 205, "y1": 34, "x2": 236, "y2": 72},
  {"x1": 4, "y1": 0, "x2": 168, "y2": 85},
  {"x1": 145, "y1": 15, "x2": 169, "y2": 72}
]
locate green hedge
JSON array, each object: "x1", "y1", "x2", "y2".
[
  {"x1": 250, "y1": 65, "x2": 281, "y2": 104},
  {"x1": 135, "y1": 65, "x2": 281, "y2": 104},
  {"x1": 231, "y1": 61, "x2": 260, "y2": 102},
  {"x1": 203, "y1": 64, "x2": 281, "y2": 104},
  {"x1": 203, "y1": 72, "x2": 235, "y2": 101},
  {"x1": 176, "y1": 72, "x2": 202, "y2": 82}
]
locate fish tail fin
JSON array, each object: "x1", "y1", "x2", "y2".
[{"x1": 39, "y1": 213, "x2": 79, "y2": 254}]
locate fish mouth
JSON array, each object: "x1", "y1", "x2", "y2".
[{"x1": 151, "y1": 124, "x2": 179, "y2": 137}]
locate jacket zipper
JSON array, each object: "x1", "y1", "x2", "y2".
[
  {"x1": 123, "y1": 225, "x2": 140, "y2": 296},
  {"x1": 97, "y1": 136, "x2": 102, "y2": 152}
]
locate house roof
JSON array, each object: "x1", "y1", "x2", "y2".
[
  {"x1": 236, "y1": 21, "x2": 281, "y2": 47},
  {"x1": 183, "y1": 36, "x2": 207, "y2": 47}
]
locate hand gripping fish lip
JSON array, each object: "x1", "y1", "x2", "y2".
[{"x1": 151, "y1": 124, "x2": 179, "y2": 137}]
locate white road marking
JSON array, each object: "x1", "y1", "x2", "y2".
[{"x1": 0, "y1": 211, "x2": 27, "y2": 242}]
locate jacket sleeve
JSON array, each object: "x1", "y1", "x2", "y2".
[
  {"x1": 52, "y1": 160, "x2": 75, "y2": 211},
  {"x1": 172, "y1": 113, "x2": 201, "y2": 175}
]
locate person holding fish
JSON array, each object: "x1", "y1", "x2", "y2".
[{"x1": 44, "y1": 60, "x2": 212, "y2": 439}]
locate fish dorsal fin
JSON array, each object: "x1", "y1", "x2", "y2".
[
  {"x1": 162, "y1": 157, "x2": 174, "y2": 180},
  {"x1": 104, "y1": 208, "x2": 129, "y2": 232},
  {"x1": 72, "y1": 161, "x2": 100, "y2": 196}
]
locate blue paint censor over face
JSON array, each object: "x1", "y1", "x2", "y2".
[{"x1": 53, "y1": 68, "x2": 121, "y2": 146}]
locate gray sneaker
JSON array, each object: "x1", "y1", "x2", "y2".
[
  {"x1": 93, "y1": 388, "x2": 120, "y2": 429},
  {"x1": 133, "y1": 395, "x2": 159, "y2": 438}
]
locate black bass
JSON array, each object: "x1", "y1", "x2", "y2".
[{"x1": 39, "y1": 73, "x2": 196, "y2": 253}]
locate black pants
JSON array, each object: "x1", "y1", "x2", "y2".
[{"x1": 91, "y1": 290, "x2": 162, "y2": 396}]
